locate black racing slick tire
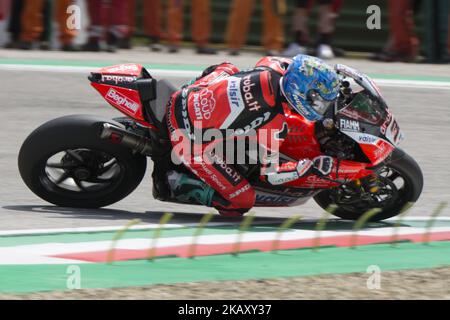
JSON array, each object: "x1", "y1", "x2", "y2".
[
  {"x1": 18, "y1": 115, "x2": 147, "y2": 208},
  {"x1": 313, "y1": 149, "x2": 423, "y2": 221}
]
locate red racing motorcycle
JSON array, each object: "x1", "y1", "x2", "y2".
[{"x1": 18, "y1": 63, "x2": 423, "y2": 221}]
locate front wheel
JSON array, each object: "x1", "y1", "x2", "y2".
[
  {"x1": 314, "y1": 149, "x2": 423, "y2": 221},
  {"x1": 18, "y1": 115, "x2": 147, "y2": 208}
]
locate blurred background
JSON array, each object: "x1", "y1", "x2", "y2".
[{"x1": 0, "y1": 0, "x2": 449, "y2": 63}]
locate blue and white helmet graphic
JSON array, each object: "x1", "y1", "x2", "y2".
[{"x1": 281, "y1": 54, "x2": 340, "y2": 121}]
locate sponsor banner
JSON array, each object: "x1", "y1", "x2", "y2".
[
  {"x1": 100, "y1": 63, "x2": 142, "y2": 76},
  {"x1": 105, "y1": 88, "x2": 140, "y2": 113},
  {"x1": 221, "y1": 76, "x2": 245, "y2": 129},
  {"x1": 101, "y1": 74, "x2": 137, "y2": 84},
  {"x1": 340, "y1": 118, "x2": 360, "y2": 132},
  {"x1": 192, "y1": 89, "x2": 216, "y2": 120},
  {"x1": 342, "y1": 131, "x2": 380, "y2": 145}
]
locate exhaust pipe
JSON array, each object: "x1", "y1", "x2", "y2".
[{"x1": 100, "y1": 123, "x2": 153, "y2": 155}]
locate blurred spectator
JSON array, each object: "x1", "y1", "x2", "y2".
[
  {"x1": 448, "y1": 12, "x2": 450, "y2": 61},
  {"x1": 39, "y1": 0, "x2": 52, "y2": 50},
  {"x1": 167, "y1": 0, "x2": 216, "y2": 54},
  {"x1": 82, "y1": 0, "x2": 130, "y2": 52},
  {"x1": 144, "y1": 0, "x2": 165, "y2": 51},
  {"x1": 126, "y1": 0, "x2": 136, "y2": 49},
  {"x1": 372, "y1": 0, "x2": 420, "y2": 62},
  {"x1": 427, "y1": 0, "x2": 450, "y2": 63},
  {"x1": 225, "y1": 0, "x2": 285, "y2": 56},
  {"x1": 0, "y1": 0, "x2": 10, "y2": 47},
  {"x1": 4, "y1": 0, "x2": 22, "y2": 48},
  {"x1": 126, "y1": 0, "x2": 164, "y2": 51},
  {"x1": 5, "y1": 0, "x2": 77, "y2": 50},
  {"x1": 282, "y1": 0, "x2": 343, "y2": 59},
  {"x1": 54, "y1": 0, "x2": 78, "y2": 50},
  {"x1": 17, "y1": 0, "x2": 45, "y2": 49}
]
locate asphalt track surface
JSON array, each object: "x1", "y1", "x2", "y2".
[{"x1": 1, "y1": 48, "x2": 450, "y2": 231}]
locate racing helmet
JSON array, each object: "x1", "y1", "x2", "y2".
[{"x1": 281, "y1": 54, "x2": 340, "y2": 121}]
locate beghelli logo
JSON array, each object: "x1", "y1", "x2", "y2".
[{"x1": 106, "y1": 88, "x2": 139, "y2": 113}]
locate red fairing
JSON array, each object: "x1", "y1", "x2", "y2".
[
  {"x1": 91, "y1": 82, "x2": 156, "y2": 129},
  {"x1": 360, "y1": 139, "x2": 395, "y2": 166},
  {"x1": 255, "y1": 56, "x2": 293, "y2": 75},
  {"x1": 287, "y1": 160, "x2": 372, "y2": 189},
  {"x1": 279, "y1": 103, "x2": 322, "y2": 160},
  {"x1": 99, "y1": 63, "x2": 143, "y2": 77},
  {"x1": 279, "y1": 104, "x2": 373, "y2": 188}
]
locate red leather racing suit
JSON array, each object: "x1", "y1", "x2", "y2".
[{"x1": 166, "y1": 57, "x2": 316, "y2": 214}]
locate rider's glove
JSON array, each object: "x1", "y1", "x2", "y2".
[
  {"x1": 312, "y1": 156, "x2": 334, "y2": 177},
  {"x1": 296, "y1": 159, "x2": 314, "y2": 177}
]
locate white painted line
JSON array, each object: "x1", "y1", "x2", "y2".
[
  {"x1": 0, "y1": 64, "x2": 94, "y2": 74},
  {"x1": 0, "y1": 216, "x2": 448, "y2": 237},
  {"x1": 1, "y1": 64, "x2": 449, "y2": 89},
  {"x1": 0, "y1": 250, "x2": 88, "y2": 265},
  {"x1": 0, "y1": 224, "x2": 186, "y2": 236},
  {"x1": 0, "y1": 64, "x2": 198, "y2": 77},
  {"x1": 385, "y1": 216, "x2": 450, "y2": 221},
  {"x1": 374, "y1": 78, "x2": 450, "y2": 90},
  {"x1": 0, "y1": 219, "x2": 288, "y2": 236}
]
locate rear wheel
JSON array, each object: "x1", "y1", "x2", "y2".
[
  {"x1": 18, "y1": 115, "x2": 147, "y2": 208},
  {"x1": 314, "y1": 149, "x2": 423, "y2": 221}
]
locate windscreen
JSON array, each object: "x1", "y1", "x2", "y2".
[{"x1": 337, "y1": 91, "x2": 387, "y2": 125}]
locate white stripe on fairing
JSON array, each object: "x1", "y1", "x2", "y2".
[
  {"x1": 221, "y1": 76, "x2": 245, "y2": 129},
  {"x1": 1, "y1": 64, "x2": 449, "y2": 89}
]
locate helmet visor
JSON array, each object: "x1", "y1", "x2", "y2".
[{"x1": 307, "y1": 90, "x2": 334, "y2": 116}]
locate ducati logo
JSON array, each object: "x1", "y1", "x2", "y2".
[{"x1": 193, "y1": 89, "x2": 216, "y2": 120}]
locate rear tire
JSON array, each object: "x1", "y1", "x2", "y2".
[
  {"x1": 18, "y1": 115, "x2": 147, "y2": 208},
  {"x1": 314, "y1": 149, "x2": 423, "y2": 221}
]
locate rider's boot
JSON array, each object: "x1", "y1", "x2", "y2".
[
  {"x1": 152, "y1": 164, "x2": 171, "y2": 201},
  {"x1": 167, "y1": 171, "x2": 215, "y2": 206},
  {"x1": 151, "y1": 138, "x2": 172, "y2": 202}
]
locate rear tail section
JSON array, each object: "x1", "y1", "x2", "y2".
[{"x1": 89, "y1": 63, "x2": 176, "y2": 132}]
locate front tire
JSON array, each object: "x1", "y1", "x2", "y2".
[
  {"x1": 314, "y1": 149, "x2": 423, "y2": 221},
  {"x1": 18, "y1": 115, "x2": 147, "y2": 208}
]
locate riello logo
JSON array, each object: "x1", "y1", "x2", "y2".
[{"x1": 105, "y1": 88, "x2": 139, "y2": 113}]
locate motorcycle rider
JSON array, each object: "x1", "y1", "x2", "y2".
[{"x1": 154, "y1": 54, "x2": 341, "y2": 217}]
